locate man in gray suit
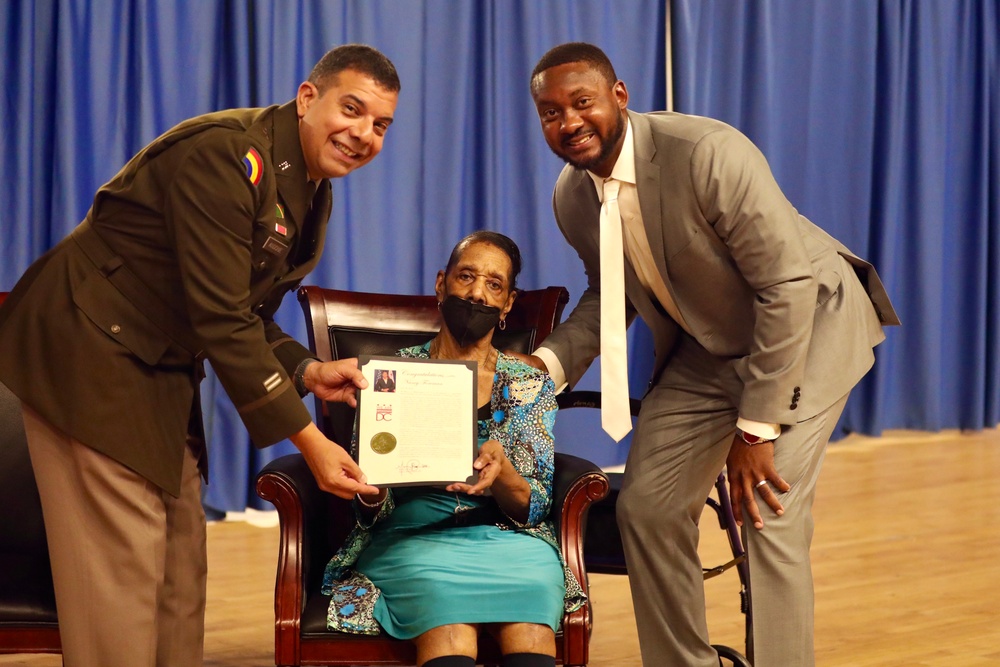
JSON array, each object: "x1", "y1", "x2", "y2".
[{"x1": 522, "y1": 43, "x2": 898, "y2": 666}]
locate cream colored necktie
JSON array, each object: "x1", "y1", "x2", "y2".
[{"x1": 600, "y1": 178, "x2": 632, "y2": 442}]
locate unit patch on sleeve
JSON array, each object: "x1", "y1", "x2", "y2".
[{"x1": 243, "y1": 147, "x2": 263, "y2": 186}]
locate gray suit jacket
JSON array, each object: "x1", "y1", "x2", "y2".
[{"x1": 540, "y1": 110, "x2": 898, "y2": 425}]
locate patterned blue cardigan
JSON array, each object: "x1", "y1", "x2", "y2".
[{"x1": 320, "y1": 342, "x2": 586, "y2": 634}]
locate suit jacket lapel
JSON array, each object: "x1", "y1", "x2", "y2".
[
  {"x1": 570, "y1": 172, "x2": 601, "y2": 250},
  {"x1": 629, "y1": 111, "x2": 670, "y2": 284},
  {"x1": 630, "y1": 110, "x2": 702, "y2": 337},
  {"x1": 269, "y1": 101, "x2": 332, "y2": 280},
  {"x1": 270, "y1": 102, "x2": 315, "y2": 230},
  {"x1": 626, "y1": 111, "x2": 686, "y2": 377},
  {"x1": 285, "y1": 180, "x2": 332, "y2": 281}
]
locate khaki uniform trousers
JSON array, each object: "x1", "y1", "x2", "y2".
[{"x1": 23, "y1": 404, "x2": 207, "y2": 667}]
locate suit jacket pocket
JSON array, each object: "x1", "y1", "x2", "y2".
[
  {"x1": 73, "y1": 271, "x2": 172, "y2": 366},
  {"x1": 813, "y1": 259, "x2": 844, "y2": 309}
]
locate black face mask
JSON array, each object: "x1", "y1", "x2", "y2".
[{"x1": 440, "y1": 295, "x2": 501, "y2": 348}]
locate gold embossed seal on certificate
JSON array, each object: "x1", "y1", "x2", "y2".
[{"x1": 370, "y1": 432, "x2": 397, "y2": 454}]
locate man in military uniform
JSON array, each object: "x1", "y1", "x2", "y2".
[{"x1": 0, "y1": 44, "x2": 399, "y2": 666}]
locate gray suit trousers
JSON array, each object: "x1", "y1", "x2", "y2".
[{"x1": 617, "y1": 333, "x2": 849, "y2": 667}]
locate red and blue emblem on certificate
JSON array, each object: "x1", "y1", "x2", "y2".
[{"x1": 243, "y1": 147, "x2": 263, "y2": 186}]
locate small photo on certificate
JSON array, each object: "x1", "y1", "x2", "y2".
[{"x1": 356, "y1": 355, "x2": 478, "y2": 486}]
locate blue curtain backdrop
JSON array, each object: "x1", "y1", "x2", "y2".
[
  {"x1": 672, "y1": 0, "x2": 1000, "y2": 438},
  {"x1": 0, "y1": 0, "x2": 664, "y2": 511},
  {"x1": 3, "y1": 1, "x2": 997, "y2": 512}
]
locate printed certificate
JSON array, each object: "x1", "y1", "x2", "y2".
[{"x1": 356, "y1": 355, "x2": 478, "y2": 486}]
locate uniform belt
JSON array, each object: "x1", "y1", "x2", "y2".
[{"x1": 70, "y1": 220, "x2": 204, "y2": 359}]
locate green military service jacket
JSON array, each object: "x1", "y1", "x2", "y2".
[{"x1": 0, "y1": 101, "x2": 330, "y2": 496}]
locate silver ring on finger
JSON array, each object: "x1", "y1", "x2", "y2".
[{"x1": 755, "y1": 479, "x2": 768, "y2": 489}]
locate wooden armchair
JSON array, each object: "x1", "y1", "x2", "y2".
[
  {"x1": 256, "y1": 285, "x2": 610, "y2": 667},
  {"x1": 0, "y1": 292, "x2": 62, "y2": 658}
]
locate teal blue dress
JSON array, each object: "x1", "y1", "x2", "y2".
[
  {"x1": 321, "y1": 344, "x2": 585, "y2": 638},
  {"x1": 354, "y1": 430, "x2": 566, "y2": 638}
]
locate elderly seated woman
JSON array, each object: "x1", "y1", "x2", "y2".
[{"x1": 321, "y1": 231, "x2": 583, "y2": 667}]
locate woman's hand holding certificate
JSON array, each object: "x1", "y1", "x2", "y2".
[{"x1": 445, "y1": 439, "x2": 504, "y2": 495}]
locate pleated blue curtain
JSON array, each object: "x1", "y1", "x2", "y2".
[
  {"x1": 1, "y1": 2, "x2": 237, "y2": 273},
  {"x1": 671, "y1": 0, "x2": 1000, "y2": 437},
  {"x1": 11, "y1": 1, "x2": 992, "y2": 511},
  {"x1": 1, "y1": 0, "x2": 665, "y2": 511}
]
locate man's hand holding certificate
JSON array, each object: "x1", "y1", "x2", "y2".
[{"x1": 356, "y1": 355, "x2": 478, "y2": 486}]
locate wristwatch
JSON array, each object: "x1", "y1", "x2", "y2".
[
  {"x1": 293, "y1": 357, "x2": 320, "y2": 396},
  {"x1": 736, "y1": 428, "x2": 774, "y2": 446}
]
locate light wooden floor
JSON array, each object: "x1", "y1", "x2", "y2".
[{"x1": 3, "y1": 428, "x2": 999, "y2": 666}]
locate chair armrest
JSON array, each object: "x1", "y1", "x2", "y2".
[
  {"x1": 551, "y1": 453, "x2": 609, "y2": 594},
  {"x1": 551, "y1": 452, "x2": 609, "y2": 664},
  {"x1": 552, "y1": 452, "x2": 605, "y2": 518},
  {"x1": 256, "y1": 455, "x2": 317, "y2": 647},
  {"x1": 257, "y1": 453, "x2": 328, "y2": 522},
  {"x1": 257, "y1": 453, "x2": 359, "y2": 646},
  {"x1": 256, "y1": 453, "x2": 335, "y2": 576}
]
